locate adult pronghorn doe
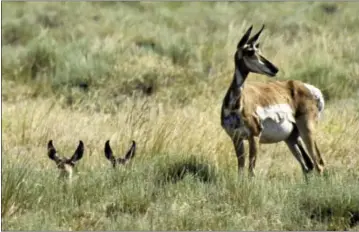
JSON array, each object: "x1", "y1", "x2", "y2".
[
  {"x1": 47, "y1": 140, "x2": 84, "y2": 180},
  {"x1": 104, "y1": 140, "x2": 137, "y2": 168},
  {"x1": 221, "y1": 25, "x2": 325, "y2": 177}
]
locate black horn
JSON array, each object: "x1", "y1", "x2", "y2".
[
  {"x1": 247, "y1": 24, "x2": 265, "y2": 45},
  {"x1": 237, "y1": 25, "x2": 253, "y2": 49}
]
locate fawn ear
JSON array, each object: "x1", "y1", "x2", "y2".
[
  {"x1": 124, "y1": 140, "x2": 136, "y2": 161},
  {"x1": 104, "y1": 140, "x2": 117, "y2": 167},
  {"x1": 47, "y1": 140, "x2": 61, "y2": 164},
  {"x1": 69, "y1": 140, "x2": 84, "y2": 163},
  {"x1": 104, "y1": 140, "x2": 115, "y2": 161}
]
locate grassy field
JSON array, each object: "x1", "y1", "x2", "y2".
[{"x1": 2, "y1": 2, "x2": 359, "y2": 230}]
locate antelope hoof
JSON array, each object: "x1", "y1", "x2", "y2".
[
  {"x1": 317, "y1": 165, "x2": 324, "y2": 175},
  {"x1": 249, "y1": 171, "x2": 256, "y2": 178}
]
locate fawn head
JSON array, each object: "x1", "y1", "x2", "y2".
[
  {"x1": 104, "y1": 140, "x2": 136, "y2": 168},
  {"x1": 47, "y1": 140, "x2": 84, "y2": 179}
]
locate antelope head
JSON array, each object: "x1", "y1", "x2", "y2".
[
  {"x1": 47, "y1": 140, "x2": 84, "y2": 179},
  {"x1": 235, "y1": 25, "x2": 279, "y2": 77},
  {"x1": 104, "y1": 140, "x2": 136, "y2": 168}
]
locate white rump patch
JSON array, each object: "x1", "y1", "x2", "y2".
[
  {"x1": 303, "y1": 83, "x2": 325, "y2": 117},
  {"x1": 255, "y1": 104, "x2": 295, "y2": 143}
]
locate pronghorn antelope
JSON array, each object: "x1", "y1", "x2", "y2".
[
  {"x1": 104, "y1": 140, "x2": 136, "y2": 168},
  {"x1": 47, "y1": 140, "x2": 84, "y2": 180},
  {"x1": 221, "y1": 25, "x2": 325, "y2": 177}
]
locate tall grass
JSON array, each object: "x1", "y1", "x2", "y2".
[
  {"x1": 2, "y1": 153, "x2": 359, "y2": 230},
  {"x1": 2, "y1": 2, "x2": 359, "y2": 230}
]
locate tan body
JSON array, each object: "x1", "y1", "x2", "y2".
[
  {"x1": 221, "y1": 25, "x2": 325, "y2": 177},
  {"x1": 223, "y1": 80, "x2": 322, "y2": 140}
]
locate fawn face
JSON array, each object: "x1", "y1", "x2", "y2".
[
  {"x1": 47, "y1": 140, "x2": 84, "y2": 179},
  {"x1": 104, "y1": 140, "x2": 136, "y2": 168}
]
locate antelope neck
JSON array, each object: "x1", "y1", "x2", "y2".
[{"x1": 224, "y1": 58, "x2": 249, "y2": 110}]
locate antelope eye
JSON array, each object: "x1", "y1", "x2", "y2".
[{"x1": 244, "y1": 49, "x2": 255, "y2": 56}]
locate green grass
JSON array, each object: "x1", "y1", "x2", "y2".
[
  {"x1": 2, "y1": 155, "x2": 359, "y2": 230},
  {"x1": 2, "y1": 2, "x2": 359, "y2": 230}
]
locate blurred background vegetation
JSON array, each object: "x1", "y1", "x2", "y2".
[{"x1": 2, "y1": 2, "x2": 359, "y2": 110}]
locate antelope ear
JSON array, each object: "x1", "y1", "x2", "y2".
[
  {"x1": 47, "y1": 140, "x2": 61, "y2": 164},
  {"x1": 104, "y1": 140, "x2": 117, "y2": 168},
  {"x1": 69, "y1": 140, "x2": 84, "y2": 163},
  {"x1": 124, "y1": 140, "x2": 136, "y2": 161},
  {"x1": 237, "y1": 25, "x2": 253, "y2": 49},
  {"x1": 247, "y1": 24, "x2": 265, "y2": 45},
  {"x1": 104, "y1": 140, "x2": 115, "y2": 161}
]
